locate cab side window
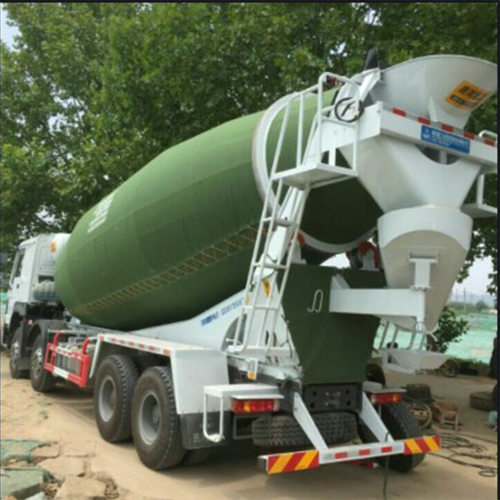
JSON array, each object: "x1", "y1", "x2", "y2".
[{"x1": 11, "y1": 250, "x2": 25, "y2": 282}]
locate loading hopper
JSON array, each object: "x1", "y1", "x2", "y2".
[
  {"x1": 367, "y1": 55, "x2": 497, "y2": 128},
  {"x1": 340, "y1": 55, "x2": 497, "y2": 332}
]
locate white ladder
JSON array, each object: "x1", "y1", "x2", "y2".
[{"x1": 230, "y1": 72, "x2": 369, "y2": 358}]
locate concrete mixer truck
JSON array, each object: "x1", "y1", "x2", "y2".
[{"x1": 3, "y1": 52, "x2": 497, "y2": 474}]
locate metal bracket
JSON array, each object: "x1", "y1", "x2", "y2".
[
  {"x1": 293, "y1": 393, "x2": 328, "y2": 451},
  {"x1": 203, "y1": 392, "x2": 226, "y2": 443},
  {"x1": 202, "y1": 384, "x2": 282, "y2": 443},
  {"x1": 330, "y1": 280, "x2": 426, "y2": 325},
  {"x1": 409, "y1": 257, "x2": 436, "y2": 290},
  {"x1": 330, "y1": 257, "x2": 437, "y2": 328},
  {"x1": 358, "y1": 392, "x2": 393, "y2": 443}
]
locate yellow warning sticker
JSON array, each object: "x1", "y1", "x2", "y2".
[
  {"x1": 263, "y1": 279, "x2": 271, "y2": 297},
  {"x1": 446, "y1": 81, "x2": 491, "y2": 110}
]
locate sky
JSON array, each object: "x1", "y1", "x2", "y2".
[
  {"x1": 0, "y1": 6, "x2": 495, "y2": 298},
  {"x1": 0, "y1": 6, "x2": 14, "y2": 46}
]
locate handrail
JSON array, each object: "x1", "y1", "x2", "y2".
[{"x1": 232, "y1": 72, "x2": 363, "y2": 356}]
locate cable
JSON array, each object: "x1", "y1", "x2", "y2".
[
  {"x1": 447, "y1": 431, "x2": 497, "y2": 445},
  {"x1": 382, "y1": 430, "x2": 390, "y2": 500},
  {"x1": 400, "y1": 400, "x2": 497, "y2": 478},
  {"x1": 333, "y1": 97, "x2": 364, "y2": 123},
  {"x1": 433, "y1": 431, "x2": 498, "y2": 478},
  {"x1": 382, "y1": 453, "x2": 390, "y2": 500},
  {"x1": 430, "y1": 452, "x2": 497, "y2": 478}
]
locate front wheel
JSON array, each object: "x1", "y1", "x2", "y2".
[
  {"x1": 132, "y1": 366, "x2": 186, "y2": 470},
  {"x1": 30, "y1": 335, "x2": 57, "y2": 392},
  {"x1": 10, "y1": 328, "x2": 29, "y2": 379}
]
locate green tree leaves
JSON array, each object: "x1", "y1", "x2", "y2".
[
  {"x1": 1, "y1": 2, "x2": 497, "y2": 294},
  {"x1": 432, "y1": 307, "x2": 469, "y2": 354}
]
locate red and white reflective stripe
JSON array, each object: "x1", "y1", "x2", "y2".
[
  {"x1": 49, "y1": 346, "x2": 87, "y2": 360},
  {"x1": 44, "y1": 334, "x2": 92, "y2": 389},
  {"x1": 323, "y1": 442, "x2": 402, "y2": 463},
  {"x1": 51, "y1": 366, "x2": 70, "y2": 380},
  {"x1": 260, "y1": 436, "x2": 440, "y2": 473},
  {"x1": 49, "y1": 365, "x2": 84, "y2": 386},
  {"x1": 391, "y1": 107, "x2": 407, "y2": 117},
  {"x1": 101, "y1": 335, "x2": 169, "y2": 356},
  {"x1": 384, "y1": 104, "x2": 497, "y2": 147},
  {"x1": 331, "y1": 447, "x2": 388, "y2": 460},
  {"x1": 260, "y1": 441, "x2": 405, "y2": 474}
]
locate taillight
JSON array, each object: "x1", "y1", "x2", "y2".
[
  {"x1": 370, "y1": 392, "x2": 403, "y2": 405},
  {"x1": 231, "y1": 398, "x2": 280, "y2": 413}
]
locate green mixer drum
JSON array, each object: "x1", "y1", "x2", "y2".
[{"x1": 55, "y1": 95, "x2": 381, "y2": 330}]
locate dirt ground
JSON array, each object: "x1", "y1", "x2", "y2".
[{"x1": 1, "y1": 351, "x2": 497, "y2": 500}]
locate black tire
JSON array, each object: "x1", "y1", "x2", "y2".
[
  {"x1": 94, "y1": 355, "x2": 139, "y2": 442},
  {"x1": 10, "y1": 328, "x2": 29, "y2": 379},
  {"x1": 492, "y1": 384, "x2": 498, "y2": 410},
  {"x1": 469, "y1": 391, "x2": 493, "y2": 412},
  {"x1": 439, "y1": 359, "x2": 460, "y2": 378},
  {"x1": 132, "y1": 366, "x2": 186, "y2": 470},
  {"x1": 403, "y1": 384, "x2": 433, "y2": 405},
  {"x1": 30, "y1": 335, "x2": 57, "y2": 392},
  {"x1": 359, "y1": 402, "x2": 425, "y2": 473},
  {"x1": 134, "y1": 354, "x2": 160, "y2": 373},
  {"x1": 182, "y1": 448, "x2": 212, "y2": 466},
  {"x1": 366, "y1": 362, "x2": 386, "y2": 386},
  {"x1": 252, "y1": 412, "x2": 357, "y2": 450}
]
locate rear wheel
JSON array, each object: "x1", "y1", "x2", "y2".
[
  {"x1": 30, "y1": 335, "x2": 57, "y2": 392},
  {"x1": 10, "y1": 328, "x2": 29, "y2": 379},
  {"x1": 94, "y1": 355, "x2": 139, "y2": 442},
  {"x1": 469, "y1": 391, "x2": 494, "y2": 412},
  {"x1": 366, "y1": 362, "x2": 386, "y2": 385},
  {"x1": 253, "y1": 412, "x2": 357, "y2": 450},
  {"x1": 134, "y1": 354, "x2": 160, "y2": 373},
  {"x1": 359, "y1": 402, "x2": 425, "y2": 472},
  {"x1": 132, "y1": 366, "x2": 186, "y2": 470}
]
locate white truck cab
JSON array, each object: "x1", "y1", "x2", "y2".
[{"x1": 2, "y1": 233, "x2": 69, "y2": 347}]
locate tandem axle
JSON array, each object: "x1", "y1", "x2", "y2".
[{"x1": 36, "y1": 324, "x2": 439, "y2": 474}]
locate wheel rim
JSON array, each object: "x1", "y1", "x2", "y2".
[
  {"x1": 99, "y1": 375, "x2": 117, "y2": 422},
  {"x1": 442, "y1": 360, "x2": 459, "y2": 377},
  {"x1": 31, "y1": 346, "x2": 44, "y2": 379},
  {"x1": 139, "y1": 390, "x2": 161, "y2": 445},
  {"x1": 10, "y1": 340, "x2": 20, "y2": 369}
]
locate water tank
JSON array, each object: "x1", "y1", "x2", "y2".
[{"x1": 55, "y1": 93, "x2": 381, "y2": 330}]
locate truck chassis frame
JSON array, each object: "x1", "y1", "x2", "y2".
[{"x1": 41, "y1": 318, "x2": 440, "y2": 474}]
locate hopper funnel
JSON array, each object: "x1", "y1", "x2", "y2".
[
  {"x1": 366, "y1": 55, "x2": 497, "y2": 128},
  {"x1": 340, "y1": 55, "x2": 497, "y2": 213},
  {"x1": 337, "y1": 55, "x2": 497, "y2": 332}
]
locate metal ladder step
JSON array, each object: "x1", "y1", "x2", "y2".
[
  {"x1": 272, "y1": 163, "x2": 357, "y2": 189},
  {"x1": 233, "y1": 72, "x2": 363, "y2": 355},
  {"x1": 243, "y1": 304, "x2": 279, "y2": 311},
  {"x1": 253, "y1": 262, "x2": 287, "y2": 271},
  {"x1": 262, "y1": 217, "x2": 296, "y2": 228}
]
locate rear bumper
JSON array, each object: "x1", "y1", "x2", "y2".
[{"x1": 258, "y1": 435, "x2": 440, "y2": 474}]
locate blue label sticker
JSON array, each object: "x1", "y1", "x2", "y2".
[
  {"x1": 201, "y1": 312, "x2": 219, "y2": 326},
  {"x1": 421, "y1": 125, "x2": 470, "y2": 154}
]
